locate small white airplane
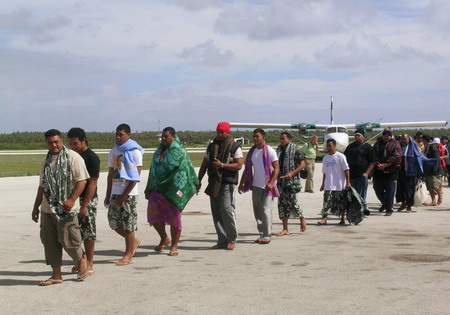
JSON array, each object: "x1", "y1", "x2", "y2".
[{"x1": 231, "y1": 97, "x2": 448, "y2": 152}]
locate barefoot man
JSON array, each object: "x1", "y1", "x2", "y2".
[
  {"x1": 68, "y1": 127, "x2": 100, "y2": 274},
  {"x1": 318, "y1": 138, "x2": 351, "y2": 225},
  {"x1": 105, "y1": 123, "x2": 143, "y2": 265},
  {"x1": 276, "y1": 132, "x2": 307, "y2": 235}
]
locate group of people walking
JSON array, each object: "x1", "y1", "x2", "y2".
[{"x1": 31, "y1": 122, "x2": 447, "y2": 286}]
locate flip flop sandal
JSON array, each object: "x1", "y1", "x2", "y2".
[
  {"x1": 39, "y1": 278, "x2": 63, "y2": 286},
  {"x1": 116, "y1": 260, "x2": 134, "y2": 266},
  {"x1": 154, "y1": 243, "x2": 169, "y2": 252},
  {"x1": 77, "y1": 268, "x2": 91, "y2": 281},
  {"x1": 168, "y1": 250, "x2": 179, "y2": 256}
]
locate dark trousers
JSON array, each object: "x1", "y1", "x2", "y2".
[
  {"x1": 373, "y1": 176, "x2": 397, "y2": 213},
  {"x1": 350, "y1": 176, "x2": 369, "y2": 201},
  {"x1": 396, "y1": 169, "x2": 418, "y2": 207}
]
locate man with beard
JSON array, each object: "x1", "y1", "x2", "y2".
[{"x1": 197, "y1": 122, "x2": 243, "y2": 250}]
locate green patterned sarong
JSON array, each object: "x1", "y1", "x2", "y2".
[{"x1": 145, "y1": 137, "x2": 198, "y2": 211}]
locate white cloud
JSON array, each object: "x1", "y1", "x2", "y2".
[
  {"x1": 314, "y1": 32, "x2": 443, "y2": 68},
  {"x1": 178, "y1": 39, "x2": 234, "y2": 67},
  {"x1": 214, "y1": 0, "x2": 375, "y2": 40},
  {"x1": 0, "y1": 0, "x2": 448, "y2": 132}
]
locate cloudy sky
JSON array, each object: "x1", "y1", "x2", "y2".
[{"x1": 1, "y1": 0, "x2": 449, "y2": 133}]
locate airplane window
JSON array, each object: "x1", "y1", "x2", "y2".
[
  {"x1": 338, "y1": 127, "x2": 347, "y2": 133},
  {"x1": 326, "y1": 127, "x2": 336, "y2": 133}
]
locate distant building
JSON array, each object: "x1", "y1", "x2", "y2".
[{"x1": 235, "y1": 137, "x2": 249, "y2": 145}]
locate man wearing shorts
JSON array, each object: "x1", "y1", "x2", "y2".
[
  {"x1": 68, "y1": 127, "x2": 100, "y2": 274},
  {"x1": 105, "y1": 124, "x2": 144, "y2": 265}
]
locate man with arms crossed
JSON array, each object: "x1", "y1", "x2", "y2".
[
  {"x1": 31, "y1": 129, "x2": 90, "y2": 285},
  {"x1": 105, "y1": 123, "x2": 143, "y2": 265},
  {"x1": 68, "y1": 127, "x2": 100, "y2": 274}
]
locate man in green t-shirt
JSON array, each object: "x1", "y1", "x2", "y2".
[{"x1": 301, "y1": 135, "x2": 319, "y2": 193}]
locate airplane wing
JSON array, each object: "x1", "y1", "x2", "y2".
[
  {"x1": 230, "y1": 123, "x2": 329, "y2": 130},
  {"x1": 344, "y1": 121, "x2": 448, "y2": 129}
]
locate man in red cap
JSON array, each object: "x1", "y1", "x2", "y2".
[{"x1": 197, "y1": 122, "x2": 244, "y2": 250}]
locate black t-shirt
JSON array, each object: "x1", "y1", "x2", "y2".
[
  {"x1": 80, "y1": 148, "x2": 100, "y2": 198},
  {"x1": 344, "y1": 141, "x2": 375, "y2": 178}
]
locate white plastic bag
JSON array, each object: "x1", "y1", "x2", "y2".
[{"x1": 414, "y1": 180, "x2": 431, "y2": 207}]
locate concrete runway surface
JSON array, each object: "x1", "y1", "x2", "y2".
[{"x1": 1, "y1": 164, "x2": 450, "y2": 314}]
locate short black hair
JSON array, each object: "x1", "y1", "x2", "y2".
[
  {"x1": 326, "y1": 138, "x2": 336, "y2": 145},
  {"x1": 422, "y1": 134, "x2": 432, "y2": 142},
  {"x1": 67, "y1": 127, "x2": 87, "y2": 143},
  {"x1": 44, "y1": 129, "x2": 61, "y2": 140},
  {"x1": 253, "y1": 128, "x2": 265, "y2": 136},
  {"x1": 116, "y1": 123, "x2": 131, "y2": 134},
  {"x1": 414, "y1": 132, "x2": 423, "y2": 139},
  {"x1": 162, "y1": 126, "x2": 176, "y2": 136},
  {"x1": 280, "y1": 132, "x2": 292, "y2": 140}
]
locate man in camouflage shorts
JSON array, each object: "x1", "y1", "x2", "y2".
[
  {"x1": 104, "y1": 124, "x2": 143, "y2": 265},
  {"x1": 107, "y1": 195, "x2": 138, "y2": 233},
  {"x1": 68, "y1": 128, "x2": 100, "y2": 274}
]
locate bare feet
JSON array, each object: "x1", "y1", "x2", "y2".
[
  {"x1": 317, "y1": 219, "x2": 327, "y2": 225},
  {"x1": 398, "y1": 203, "x2": 407, "y2": 211},
  {"x1": 425, "y1": 202, "x2": 437, "y2": 206},
  {"x1": 437, "y1": 194, "x2": 443, "y2": 205},
  {"x1": 300, "y1": 218, "x2": 307, "y2": 232},
  {"x1": 276, "y1": 230, "x2": 289, "y2": 236},
  {"x1": 211, "y1": 244, "x2": 226, "y2": 249}
]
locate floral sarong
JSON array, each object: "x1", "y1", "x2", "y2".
[{"x1": 277, "y1": 142, "x2": 304, "y2": 219}]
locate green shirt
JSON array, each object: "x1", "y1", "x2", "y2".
[{"x1": 301, "y1": 142, "x2": 318, "y2": 159}]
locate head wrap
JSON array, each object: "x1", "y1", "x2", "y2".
[
  {"x1": 433, "y1": 137, "x2": 440, "y2": 144},
  {"x1": 382, "y1": 129, "x2": 393, "y2": 136},
  {"x1": 216, "y1": 122, "x2": 231, "y2": 133},
  {"x1": 355, "y1": 128, "x2": 365, "y2": 136}
]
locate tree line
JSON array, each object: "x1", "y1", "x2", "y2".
[{"x1": 0, "y1": 128, "x2": 449, "y2": 150}]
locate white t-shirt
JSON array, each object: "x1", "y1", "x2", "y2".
[
  {"x1": 39, "y1": 149, "x2": 90, "y2": 214},
  {"x1": 108, "y1": 147, "x2": 143, "y2": 196},
  {"x1": 251, "y1": 145, "x2": 278, "y2": 189},
  {"x1": 204, "y1": 147, "x2": 244, "y2": 160},
  {"x1": 322, "y1": 152, "x2": 349, "y2": 191}
]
